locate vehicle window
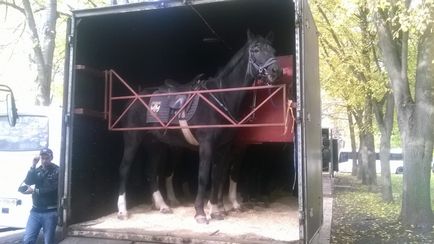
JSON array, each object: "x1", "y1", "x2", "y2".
[{"x1": 0, "y1": 115, "x2": 49, "y2": 151}]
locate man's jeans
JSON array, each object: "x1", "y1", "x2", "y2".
[{"x1": 23, "y1": 209, "x2": 57, "y2": 244}]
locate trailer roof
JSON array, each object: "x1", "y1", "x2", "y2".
[
  {"x1": 72, "y1": 0, "x2": 231, "y2": 18},
  {"x1": 72, "y1": 0, "x2": 295, "y2": 85}
]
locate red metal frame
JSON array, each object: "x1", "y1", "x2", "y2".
[{"x1": 105, "y1": 69, "x2": 290, "y2": 131}]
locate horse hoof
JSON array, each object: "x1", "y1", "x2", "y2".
[
  {"x1": 117, "y1": 212, "x2": 128, "y2": 220},
  {"x1": 195, "y1": 215, "x2": 209, "y2": 224},
  {"x1": 232, "y1": 207, "x2": 244, "y2": 213},
  {"x1": 160, "y1": 208, "x2": 173, "y2": 214},
  {"x1": 210, "y1": 212, "x2": 225, "y2": 220}
]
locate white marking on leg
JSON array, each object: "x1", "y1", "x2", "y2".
[
  {"x1": 165, "y1": 174, "x2": 178, "y2": 204},
  {"x1": 152, "y1": 190, "x2": 169, "y2": 211},
  {"x1": 208, "y1": 201, "x2": 219, "y2": 216},
  {"x1": 117, "y1": 193, "x2": 127, "y2": 215},
  {"x1": 229, "y1": 179, "x2": 241, "y2": 210}
]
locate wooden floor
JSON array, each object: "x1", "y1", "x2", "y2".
[{"x1": 68, "y1": 196, "x2": 299, "y2": 243}]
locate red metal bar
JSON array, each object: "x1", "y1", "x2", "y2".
[
  {"x1": 111, "y1": 97, "x2": 137, "y2": 128},
  {"x1": 165, "y1": 94, "x2": 197, "y2": 127},
  {"x1": 238, "y1": 87, "x2": 283, "y2": 125},
  {"x1": 108, "y1": 70, "x2": 113, "y2": 130},
  {"x1": 104, "y1": 70, "x2": 108, "y2": 120},
  {"x1": 108, "y1": 70, "x2": 166, "y2": 129},
  {"x1": 197, "y1": 93, "x2": 238, "y2": 125},
  {"x1": 109, "y1": 123, "x2": 286, "y2": 131},
  {"x1": 106, "y1": 69, "x2": 289, "y2": 130}
]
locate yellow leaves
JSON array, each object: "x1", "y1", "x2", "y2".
[
  {"x1": 375, "y1": 0, "x2": 434, "y2": 37},
  {"x1": 331, "y1": 173, "x2": 434, "y2": 243},
  {"x1": 377, "y1": 0, "x2": 391, "y2": 10}
]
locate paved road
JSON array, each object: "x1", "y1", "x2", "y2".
[
  {"x1": 0, "y1": 227, "x2": 62, "y2": 244},
  {"x1": 0, "y1": 227, "x2": 25, "y2": 243}
]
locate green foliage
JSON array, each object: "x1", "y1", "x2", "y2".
[
  {"x1": 375, "y1": 0, "x2": 434, "y2": 36},
  {"x1": 312, "y1": 0, "x2": 398, "y2": 143},
  {"x1": 371, "y1": 0, "x2": 434, "y2": 100}
]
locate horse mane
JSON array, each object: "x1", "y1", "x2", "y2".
[{"x1": 215, "y1": 40, "x2": 250, "y2": 80}]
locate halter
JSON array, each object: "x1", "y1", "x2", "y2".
[{"x1": 247, "y1": 48, "x2": 278, "y2": 84}]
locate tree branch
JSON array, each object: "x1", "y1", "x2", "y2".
[
  {"x1": 317, "y1": 5, "x2": 343, "y2": 49},
  {"x1": 376, "y1": 10, "x2": 413, "y2": 107},
  {"x1": 414, "y1": 22, "x2": 434, "y2": 108},
  {"x1": 21, "y1": 0, "x2": 45, "y2": 68},
  {"x1": 0, "y1": 0, "x2": 25, "y2": 14}
]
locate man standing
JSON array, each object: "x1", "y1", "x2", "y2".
[{"x1": 20, "y1": 148, "x2": 59, "y2": 244}]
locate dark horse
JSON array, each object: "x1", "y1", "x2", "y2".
[{"x1": 117, "y1": 30, "x2": 282, "y2": 224}]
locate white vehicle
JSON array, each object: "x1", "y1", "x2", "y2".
[{"x1": 0, "y1": 105, "x2": 61, "y2": 228}]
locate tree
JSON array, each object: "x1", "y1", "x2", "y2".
[
  {"x1": 23, "y1": 0, "x2": 57, "y2": 106},
  {"x1": 374, "y1": 0, "x2": 434, "y2": 230},
  {"x1": 313, "y1": 0, "x2": 389, "y2": 186},
  {"x1": 0, "y1": 1, "x2": 56, "y2": 105},
  {"x1": 373, "y1": 92, "x2": 395, "y2": 202},
  {"x1": 0, "y1": 0, "x2": 106, "y2": 106}
]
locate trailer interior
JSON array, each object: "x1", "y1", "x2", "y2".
[{"x1": 65, "y1": 0, "x2": 301, "y2": 243}]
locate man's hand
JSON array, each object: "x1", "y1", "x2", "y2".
[
  {"x1": 32, "y1": 156, "x2": 40, "y2": 168},
  {"x1": 24, "y1": 186, "x2": 34, "y2": 194}
]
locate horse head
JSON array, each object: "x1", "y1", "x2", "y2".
[{"x1": 246, "y1": 30, "x2": 282, "y2": 85}]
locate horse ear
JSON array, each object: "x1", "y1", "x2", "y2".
[
  {"x1": 266, "y1": 31, "x2": 274, "y2": 42},
  {"x1": 247, "y1": 29, "x2": 254, "y2": 41}
]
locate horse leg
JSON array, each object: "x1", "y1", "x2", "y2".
[
  {"x1": 164, "y1": 146, "x2": 181, "y2": 207},
  {"x1": 194, "y1": 141, "x2": 213, "y2": 224},
  {"x1": 117, "y1": 131, "x2": 143, "y2": 220},
  {"x1": 209, "y1": 144, "x2": 231, "y2": 220},
  {"x1": 148, "y1": 142, "x2": 172, "y2": 214},
  {"x1": 227, "y1": 145, "x2": 246, "y2": 212}
]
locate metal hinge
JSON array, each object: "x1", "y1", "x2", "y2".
[
  {"x1": 60, "y1": 197, "x2": 68, "y2": 215},
  {"x1": 64, "y1": 114, "x2": 71, "y2": 126},
  {"x1": 299, "y1": 210, "x2": 305, "y2": 239},
  {"x1": 67, "y1": 35, "x2": 74, "y2": 47},
  {"x1": 296, "y1": 113, "x2": 302, "y2": 124},
  {"x1": 299, "y1": 210, "x2": 305, "y2": 222},
  {"x1": 295, "y1": 12, "x2": 302, "y2": 28}
]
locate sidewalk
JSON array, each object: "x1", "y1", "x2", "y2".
[{"x1": 318, "y1": 173, "x2": 333, "y2": 243}]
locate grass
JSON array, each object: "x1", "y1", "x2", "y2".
[
  {"x1": 331, "y1": 173, "x2": 434, "y2": 244},
  {"x1": 390, "y1": 174, "x2": 434, "y2": 210}
]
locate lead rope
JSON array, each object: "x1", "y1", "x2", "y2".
[
  {"x1": 283, "y1": 100, "x2": 295, "y2": 135},
  {"x1": 249, "y1": 80, "x2": 257, "y2": 121}
]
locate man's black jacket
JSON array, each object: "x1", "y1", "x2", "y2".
[{"x1": 24, "y1": 162, "x2": 59, "y2": 212}]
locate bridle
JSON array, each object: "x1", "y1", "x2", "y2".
[
  {"x1": 246, "y1": 43, "x2": 280, "y2": 120},
  {"x1": 247, "y1": 45, "x2": 278, "y2": 84}
]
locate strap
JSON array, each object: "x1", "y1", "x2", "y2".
[{"x1": 179, "y1": 111, "x2": 199, "y2": 146}]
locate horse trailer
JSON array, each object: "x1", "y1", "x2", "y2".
[{"x1": 60, "y1": 0, "x2": 322, "y2": 243}]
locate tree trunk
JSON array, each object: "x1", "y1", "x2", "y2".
[
  {"x1": 355, "y1": 100, "x2": 376, "y2": 186},
  {"x1": 364, "y1": 98, "x2": 377, "y2": 186},
  {"x1": 359, "y1": 131, "x2": 376, "y2": 186},
  {"x1": 400, "y1": 27, "x2": 434, "y2": 230},
  {"x1": 347, "y1": 107, "x2": 358, "y2": 176},
  {"x1": 22, "y1": 0, "x2": 57, "y2": 106},
  {"x1": 358, "y1": 134, "x2": 366, "y2": 182},
  {"x1": 373, "y1": 93, "x2": 394, "y2": 202},
  {"x1": 376, "y1": 6, "x2": 434, "y2": 230},
  {"x1": 365, "y1": 131, "x2": 377, "y2": 186}
]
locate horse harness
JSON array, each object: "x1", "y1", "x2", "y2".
[{"x1": 147, "y1": 51, "x2": 278, "y2": 146}]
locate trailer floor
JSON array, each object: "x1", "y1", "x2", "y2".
[{"x1": 68, "y1": 195, "x2": 299, "y2": 243}]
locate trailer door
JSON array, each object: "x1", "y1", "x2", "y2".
[
  {"x1": 295, "y1": 0, "x2": 322, "y2": 243},
  {"x1": 58, "y1": 16, "x2": 75, "y2": 235}
]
